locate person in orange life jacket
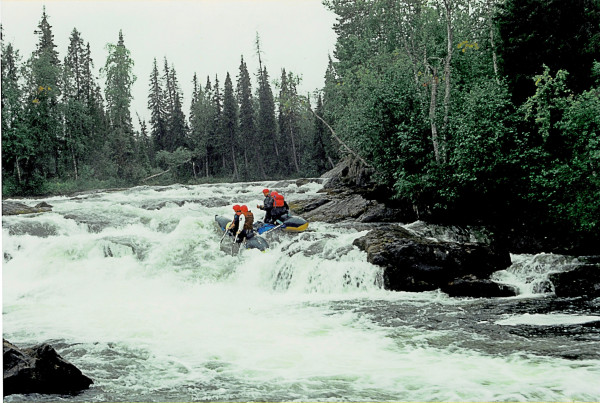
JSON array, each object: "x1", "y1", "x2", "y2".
[
  {"x1": 257, "y1": 188, "x2": 274, "y2": 223},
  {"x1": 270, "y1": 194, "x2": 289, "y2": 224},
  {"x1": 228, "y1": 204, "x2": 242, "y2": 235},
  {"x1": 235, "y1": 205, "x2": 255, "y2": 243}
]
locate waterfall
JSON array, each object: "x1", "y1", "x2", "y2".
[{"x1": 491, "y1": 253, "x2": 583, "y2": 296}]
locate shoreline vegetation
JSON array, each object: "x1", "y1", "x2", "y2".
[{"x1": 2, "y1": 0, "x2": 599, "y2": 255}]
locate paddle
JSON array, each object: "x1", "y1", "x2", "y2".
[
  {"x1": 219, "y1": 230, "x2": 229, "y2": 244},
  {"x1": 219, "y1": 222, "x2": 232, "y2": 244},
  {"x1": 263, "y1": 224, "x2": 283, "y2": 235},
  {"x1": 231, "y1": 232, "x2": 239, "y2": 256}
]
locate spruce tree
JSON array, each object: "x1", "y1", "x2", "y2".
[
  {"x1": 277, "y1": 69, "x2": 301, "y2": 174},
  {"x1": 148, "y1": 58, "x2": 167, "y2": 151},
  {"x1": 102, "y1": 30, "x2": 137, "y2": 180},
  {"x1": 222, "y1": 72, "x2": 239, "y2": 180},
  {"x1": 21, "y1": 8, "x2": 63, "y2": 186},
  {"x1": 1, "y1": 31, "x2": 27, "y2": 193},
  {"x1": 62, "y1": 28, "x2": 94, "y2": 180},
  {"x1": 164, "y1": 62, "x2": 188, "y2": 153},
  {"x1": 237, "y1": 56, "x2": 262, "y2": 179},
  {"x1": 257, "y1": 66, "x2": 279, "y2": 175},
  {"x1": 212, "y1": 74, "x2": 228, "y2": 174}
]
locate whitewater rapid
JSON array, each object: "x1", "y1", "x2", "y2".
[{"x1": 2, "y1": 181, "x2": 599, "y2": 402}]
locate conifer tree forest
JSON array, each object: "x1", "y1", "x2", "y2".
[{"x1": 2, "y1": 1, "x2": 600, "y2": 248}]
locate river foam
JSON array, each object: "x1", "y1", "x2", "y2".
[{"x1": 3, "y1": 181, "x2": 599, "y2": 402}]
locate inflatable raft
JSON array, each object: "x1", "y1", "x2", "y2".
[
  {"x1": 254, "y1": 215, "x2": 309, "y2": 235},
  {"x1": 214, "y1": 215, "x2": 269, "y2": 253}
]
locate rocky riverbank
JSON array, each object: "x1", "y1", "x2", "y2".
[{"x1": 291, "y1": 157, "x2": 600, "y2": 299}]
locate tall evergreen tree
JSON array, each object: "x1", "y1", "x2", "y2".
[
  {"x1": 189, "y1": 73, "x2": 206, "y2": 177},
  {"x1": 21, "y1": 8, "x2": 63, "y2": 185},
  {"x1": 257, "y1": 66, "x2": 279, "y2": 175},
  {"x1": 148, "y1": 58, "x2": 167, "y2": 151},
  {"x1": 62, "y1": 28, "x2": 94, "y2": 179},
  {"x1": 1, "y1": 30, "x2": 28, "y2": 192},
  {"x1": 212, "y1": 74, "x2": 228, "y2": 174},
  {"x1": 222, "y1": 72, "x2": 239, "y2": 180},
  {"x1": 163, "y1": 60, "x2": 188, "y2": 152},
  {"x1": 102, "y1": 30, "x2": 137, "y2": 180},
  {"x1": 203, "y1": 75, "x2": 219, "y2": 176},
  {"x1": 237, "y1": 56, "x2": 262, "y2": 179},
  {"x1": 277, "y1": 69, "x2": 301, "y2": 174}
]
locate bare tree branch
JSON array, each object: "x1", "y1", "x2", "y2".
[{"x1": 310, "y1": 109, "x2": 372, "y2": 168}]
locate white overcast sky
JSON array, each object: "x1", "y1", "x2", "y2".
[{"x1": 1, "y1": 0, "x2": 338, "y2": 127}]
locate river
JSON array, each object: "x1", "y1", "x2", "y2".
[{"x1": 2, "y1": 180, "x2": 599, "y2": 402}]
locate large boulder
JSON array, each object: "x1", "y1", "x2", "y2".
[
  {"x1": 352, "y1": 226, "x2": 512, "y2": 294},
  {"x1": 3, "y1": 339, "x2": 93, "y2": 396},
  {"x1": 2, "y1": 201, "x2": 52, "y2": 216},
  {"x1": 549, "y1": 264, "x2": 600, "y2": 298}
]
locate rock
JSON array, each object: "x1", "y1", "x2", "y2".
[
  {"x1": 2, "y1": 201, "x2": 52, "y2": 216},
  {"x1": 353, "y1": 226, "x2": 511, "y2": 293},
  {"x1": 321, "y1": 156, "x2": 376, "y2": 189},
  {"x1": 3, "y1": 339, "x2": 93, "y2": 396},
  {"x1": 302, "y1": 194, "x2": 377, "y2": 223},
  {"x1": 290, "y1": 193, "x2": 408, "y2": 224},
  {"x1": 404, "y1": 220, "x2": 493, "y2": 245},
  {"x1": 441, "y1": 276, "x2": 517, "y2": 298},
  {"x1": 34, "y1": 201, "x2": 53, "y2": 209},
  {"x1": 549, "y1": 264, "x2": 600, "y2": 298},
  {"x1": 295, "y1": 178, "x2": 324, "y2": 187}
]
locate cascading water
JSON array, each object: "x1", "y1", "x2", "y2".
[
  {"x1": 491, "y1": 253, "x2": 583, "y2": 296},
  {"x1": 3, "y1": 181, "x2": 599, "y2": 402}
]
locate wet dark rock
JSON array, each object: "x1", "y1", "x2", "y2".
[
  {"x1": 2, "y1": 201, "x2": 53, "y2": 216},
  {"x1": 291, "y1": 193, "x2": 408, "y2": 224},
  {"x1": 442, "y1": 275, "x2": 517, "y2": 298},
  {"x1": 3, "y1": 339, "x2": 93, "y2": 396},
  {"x1": 63, "y1": 213, "x2": 112, "y2": 233},
  {"x1": 4, "y1": 252, "x2": 13, "y2": 263},
  {"x1": 4, "y1": 221, "x2": 59, "y2": 238},
  {"x1": 289, "y1": 158, "x2": 416, "y2": 224},
  {"x1": 352, "y1": 226, "x2": 512, "y2": 293},
  {"x1": 404, "y1": 220, "x2": 493, "y2": 245},
  {"x1": 549, "y1": 265, "x2": 600, "y2": 298},
  {"x1": 295, "y1": 178, "x2": 323, "y2": 187},
  {"x1": 141, "y1": 200, "x2": 186, "y2": 210}
]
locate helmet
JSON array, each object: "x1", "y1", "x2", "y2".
[
  {"x1": 241, "y1": 205, "x2": 248, "y2": 212},
  {"x1": 262, "y1": 188, "x2": 269, "y2": 194},
  {"x1": 233, "y1": 204, "x2": 241, "y2": 211},
  {"x1": 270, "y1": 191, "x2": 278, "y2": 197}
]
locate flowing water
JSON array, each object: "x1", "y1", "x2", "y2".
[{"x1": 2, "y1": 181, "x2": 599, "y2": 402}]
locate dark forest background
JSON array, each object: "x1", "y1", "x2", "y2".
[{"x1": 2, "y1": 0, "x2": 599, "y2": 250}]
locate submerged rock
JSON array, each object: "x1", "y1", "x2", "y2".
[
  {"x1": 442, "y1": 276, "x2": 517, "y2": 298},
  {"x1": 3, "y1": 339, "x2": 93, "y2": 396},
  {"x1": 352, "y1": 226, "x2": 512, "y2": 294}
]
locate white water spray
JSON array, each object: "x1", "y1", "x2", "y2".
[{"x1": 3, "y1": 182, "x2": 599, "y2": 402}]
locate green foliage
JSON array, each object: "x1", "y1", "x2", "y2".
[
  {"x1": 322, "y1": 0, "x2": 599, "y2": 248},
  {"x1": 496, "y1": 0, "x2": 600, "y2": 103}
]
